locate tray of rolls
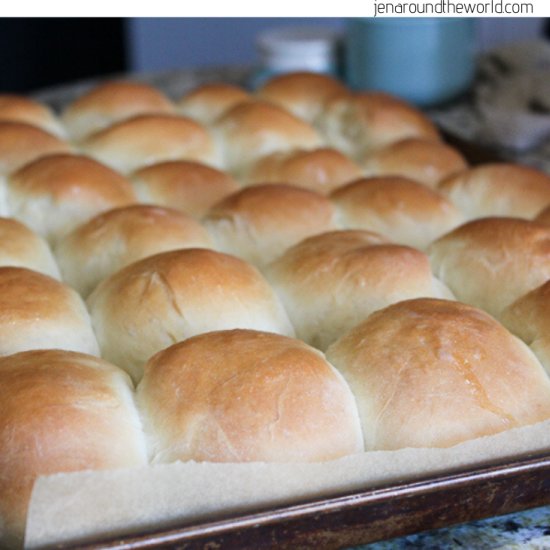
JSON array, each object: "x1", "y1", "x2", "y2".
[{"x1": 2, "y1": 71, "x2": 550, "y2": 549}]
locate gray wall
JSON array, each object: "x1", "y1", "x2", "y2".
[
  {"x1": 127, "y1": 18, "x2": 545, "y2": 73},
  {"x1": 476, "y1": 17, "x2": 544, "y2": 50},
  {"x1": 128, "y1": 18, "x2": 344, "y2": 72}
]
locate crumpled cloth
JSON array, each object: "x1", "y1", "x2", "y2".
[{"x1": 430, "y1": 40, "x2": 550, "y2": 170}]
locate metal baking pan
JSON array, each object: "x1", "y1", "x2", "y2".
[{"x1": 42, "y1": 451, "x2": 550, "y2": 549}]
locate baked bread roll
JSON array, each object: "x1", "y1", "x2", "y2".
[
  {"x1": 88, "y1": 249, "x2": 294, "y2": 382},
  {"x1": 0, "y1": 121, "x2": 71, "y2": 177},
  {"x1": 361, "y1": 138, "x2": 468, "y2": 189},
  {"x1": 177, "y1": 82, "x2": 251, "y2": 125},
  {"x1": 7, "y1": 154, "x2": 136, "y2": 245},
  {"x1": 256, "y1": 71, "x2": 349, "y2": 123},
  {"x1": 0, "y1": 217, "x2": 60, "y2": 279},
  {"x1": 502, "y1": 281, "x2": 550, "y2": 374},
  {"x1": 212, "y1": 100, "x2": 323, "y2": 177},
  {"x1": 244, "y1": 147, "x2": 363, "y2": 195},
  {"x1": 55, "y1": 205, "x2": 214, "y2": 297},
  {"x1": 326, "y1": 298, "x2": 550, "y2": 450},
  {"x1": 439, "y1": 163, "x2": 550, "y2": 221},
  {"x1": 429, "y1": 217, "x2": 550, "y2": 319},
  {"x1": 331, "y1": 176, "x2": 464, "y2": 250},
  {"x1": 203, "y1": 183, "x2": 338, "y2": 268},
  {"x1": 0, "y1": 94, "x2": 65, "y2": 137},
  {"x1": 535, "y1": 204, "x2": 550, "y2": 224},
  {"x1": 61, "y1": 80, "x2": 175, "y2": 141},
  {"x1": 316, "y1": 92, "x2": 440, "y2": 160},
  {"x1": 137, "y1": 329, "x2": 363, "y2": 463},
  {"x1": 265, "y1": 230, "x2": 454, "y2": 351},
  {"x1": 82, "y1": 114, "x2": 219, "y2": 174},
  {"x1": 0, "y1": 267, "x2": 99, "y2": 357},
  {"x1": 131, "y1": 160, "x2": 240, "y2": 218},
  {"x1": 0, "y1": 349, "x2": 147, "y2": 548}
]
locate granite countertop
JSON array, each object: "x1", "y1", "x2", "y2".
[
  {"x1": 32, "y1": 64, "x2": 550, "y2": 550},
  {"x1": 361, "y1": 506, "x2": 550, "y2": 549}
]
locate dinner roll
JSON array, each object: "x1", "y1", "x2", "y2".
[
  {"x1": 316, "y1": 92, "x2": 441, "y2": 160},
  {"x1": 203, "y1": 183, "x2": 338, "y2": 268},
  {"x1": 137, "y1": 329, "x2": 363, "y2": 463},
  {"x1": 0, "y1": 217, "x2": 60, "y2": 279},
  {"x1": 326, "y1": 298, "x2": 550, "y2": 450},
  {"x1": 361, "y1": 138, "x2": 468, "y2": 189},
  {"x1": 265, "y1": 230, "x2": 454, "y2": 351},
  {"x1": 177, "y1": 82, "x2": 251, "y2": 125},
  {"x1": 7, "y1": 154, "x2": 136, "y2": 245},
  {"x1": 88, "y1": 249, "x2": 294, "y2": 382},
  {"x1": 131, "y1": 160, "x2": 240, "y2": 218},
  {"x1": 536, "y1": 204, "x2": 550, "y2": 224},
  {"x1": 0, "y1": 121, "x2": 71, "y2": 177},
  {"x1": 212, "y1": 100, "x2": 323, "y2": 177},
  {"x1": 429, "y1": 218, "x2": 550, "y2": 319},
  {"x1": 244, "y1": 147, "x2": 363, "y2": 195},
  {"x1": 0, "y1": 267, "x2": 99, "y2": 356},
  {"x1": 256, "y1": 71, "x2": 349, "y2": 123},
  {"x1": 439, "y1": 163, "x2": 550, "y2": 221},
  {"x1": 55, "y1": 205, "x2": 214, "y2": 297},
  {"x1": 0, "y1": 349, "x2": 147, "y2": 548},
  {"x1": 0, "y1": 178, "x2": 7, "y2": 217},
  {"x1": 331, "y1": 176, "x2": 464, "y2": 250},
  {"x1": 82, "y1": 114, "x2": 219, "y2": 174},
  {"x1": 61, "y1": 80, "x2": 175, "y2": 141},
  {"x1": 502, "y1": 281, "x2": 550, "y2": 374},
  {"x1": 0, "y1": 94, "x2": 65, "y2": 137}
]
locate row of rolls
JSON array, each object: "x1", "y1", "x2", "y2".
[{"x1": 3, "y1": 72, "x2": 550, "y2": 547}]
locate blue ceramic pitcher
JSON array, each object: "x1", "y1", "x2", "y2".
[{"x1": 346, "y1": 18, "x2": 476, "y2": 106}]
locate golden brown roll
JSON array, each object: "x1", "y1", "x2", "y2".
[
  {"x1": 55, "y1": 205, "x2": 214, "y2": 297},
  {"x1": 88, "y1": 249, "x2": 295, "y2": 382},
  {"x1": 204, "y1": 183, "x2": 338, "y2": 268},
  {"x1": 316, "y1": 92, "x2": 441, "y2": 160},
  {"x1": 0, "y1": 121, "x2": 71, "y2": 177},
  {"x1": 429, "y1": 217, "x2": 550, "y2": 319},
  {"x1": 361, "y1": 138, "x2": 468, "y2": 189},
  {"x1": 536, "y1": 204, "x2": 550, "y2": 224},
  {"x1": 61, "y1": 80, "x2": 175, "y2": 141},
  {"x1": 244, "y1": 147, "x2": 363, "y2": 195},
  {"x1": 212, "y1": 100, "x2": 323, "y2": 177},
  {"x1": 0, "y1": 267, "x2": 99, "y2": 357},
  {"x1": 0, "y1": 217, "x2": 60, "y2": 279},
  {"x1": 265, "y1": 230, "x2": 454, "y2": 351},
  {"x1": 0, "y1": 94, "x2": 65, "y2": 137},
  {"x1": 137, "y1": 329, "x2": 363, "y2": 463},
  {"x1": 502, "y1": 281, "x2": 550, "y2": 374},
  {"x1": 326, "y1": 298, "x2": 550, "y2": 450},
  {"x1": 177, "y1": 82, "x2": 251, "y2": 125},
  {"x1": 0, "y1": 349, "x2": 147, "y2": 548},
  {"x1": 331, "y1": 176, "x2": 464, "y2": 250},
  {"x1": 7, "y1": 154, "x2": 137, "y2": 245},
  {"x1": 439, "y1": 163, "x2": 550, "y2": 221},
  {"x1": 131, "y1": 160, "x2": 240, "y2": 218},
  {"x1": 256, "y1": 71, "x2": 349, "y2": 123},
  {"x1": 82, "y1": 114, "x2": 219, "y2": 174}
]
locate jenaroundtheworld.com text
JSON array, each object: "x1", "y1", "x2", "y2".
[{"x1": 373, "y1": 0, "x2": 534, "y2": 16}]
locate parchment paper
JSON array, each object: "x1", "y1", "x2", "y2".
[{"x1": 25, "y1": 418, "x2": 550, "y2": 548}]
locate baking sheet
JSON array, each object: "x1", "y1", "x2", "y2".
[
  {"x1": 26, "y1": 418, "x2": 550, "y2": 548},
  {"x1": 23, "y1": 63, "x2": 550, "y2": 549}
]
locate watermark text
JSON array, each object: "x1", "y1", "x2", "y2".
[{"x1": 374, "y1": 0, "x2": 534, "y2": 16}]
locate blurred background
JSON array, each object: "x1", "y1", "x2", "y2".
[{"x1": 0, "y1": 17, "x2": 546, "y2": 93}]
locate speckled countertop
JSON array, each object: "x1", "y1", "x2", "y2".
[{"x1": 357, "y1": 506, "x2": 550, "y2": 549}]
